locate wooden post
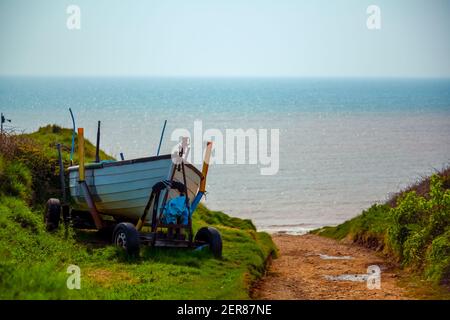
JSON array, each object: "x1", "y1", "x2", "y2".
[
  {"x1": 199, "y1": 142, "x2": 212, "y2": 193},
  {"x1": 189, "y1": 141, "x2": 213, "y2": 214},
  {"x1": 77, "y1": 127, "x2": 103, "y2": 230},
  {"x1": 79, "y1": 182, "x2": 103, "y2": 230},
  {"x1": 78, "y1": 128, "x2": 85, "y2": 181}
]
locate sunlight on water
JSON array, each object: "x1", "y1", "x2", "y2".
[{"x1": 1, "y1": 78, "x2": 449, "y2": 231}]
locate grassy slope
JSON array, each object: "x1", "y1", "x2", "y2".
[
  {"x1": 24, "y1": 125, "x2": 114, "y2": 163},
  {"x1": 314, "y1": 168, "x2": 450, "y2": 289},
  {"x1": 0, "y1": 126, "x2": 276, "y2": 299}
]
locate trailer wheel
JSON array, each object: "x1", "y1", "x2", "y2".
[
  {"x1": 195, "y1": 227, "x2": 222, "y2": 258},
  {"x1": 45, "y1": 198, "x2": 61, "y2": 231},
  {"x1": 113, "y1": 222, "x2": 140, "y2": 256}
]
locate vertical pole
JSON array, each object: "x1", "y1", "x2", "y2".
[
  {"x1": 1, "y1": 113, "x2": 3, "y2": 135},
  {"x1": 180, "y1": 157, "x2": 192, "y2": 242},
  {"x1": 69, "y1": 108, "x2": 76, "y2": 166},
  {"x1": 78, "y1": 128, "x2": 85, "y2": 182},
  {"x1": 77, "y1": 127, "x2": 103, "y2": 230},
  {"x1": 156, "y1": 120, "x2": 167, "y2": 156},
  {"x1": 57, "y1": 143, "x2": 67, "y2": 203},
  {"x1": 95, "y1": 121, "x2": 101, "y2": 163}
]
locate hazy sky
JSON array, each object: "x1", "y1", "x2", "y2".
[{"x1": 1, "y1": 0, "x2": 449, "y2": 77}]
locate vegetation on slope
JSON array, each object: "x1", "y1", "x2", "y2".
[
  {"x1": 0, "y1": 126, "x2": 276, "y2": 299},
  {"x1": 314, "y1": 168, "x2": 450, "y2": 287},
  {"x1": 1, "y1": 125, "x2": 112, "y2": 205}
]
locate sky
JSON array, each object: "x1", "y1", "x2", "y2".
[{"x1": 1, "y1": 0, "x2": 449, "y2": 77}]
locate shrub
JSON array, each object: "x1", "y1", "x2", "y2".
[
  {"x1": 402, "y1": 228, "x2": 427, "y2": 267},
  {"x1": 0, "y1": 155, "x2": 32, "y2": 202},
  {"x1": 389, "y1": 190, "x2": 430, "y2": 259},
  {"x1": 387, "y1": 175, "x2": 450, "y2": 281},
  {"x1": 426, "y1": 176, "x2": 450, "y2": 239},
  {"x1": 425, "y1": 229, "x2": 450, "y2": 285}
]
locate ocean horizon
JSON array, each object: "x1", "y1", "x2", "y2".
[{"x1": 1, "y1": 77, "x2": 450, "y2": 233}]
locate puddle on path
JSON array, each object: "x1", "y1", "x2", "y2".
[
  {"x1": 319, "y1": 254, "x2": 353, "y2": 260},
  {"x1": 324, "y1": 274, "x2": 368, "y2": 282}
]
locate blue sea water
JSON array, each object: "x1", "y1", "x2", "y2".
[{"x1": 1, "y1": 77, "x2": 450, "y2": 233}]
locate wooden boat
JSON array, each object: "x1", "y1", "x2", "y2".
[
  {"x1": 44, "y1": 123, "x2": 220, "y2": 257},
  {"x1": 68, "y1": 155, "x2": 203, "y2": 220}
]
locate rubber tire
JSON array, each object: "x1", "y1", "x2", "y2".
[
  {"x1": 45, "y1": 198, "x2": 61, "y2": 231},
  {"x1": 195, "y1": 227, "x2": 222, "y2": 258},
  {"x1": 112, "y1": 222, "x2": 140, "y2": 256}
]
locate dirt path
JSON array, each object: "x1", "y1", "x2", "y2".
[{"x1": 252, "y1": 234, "x2": 412, "y2": 300}]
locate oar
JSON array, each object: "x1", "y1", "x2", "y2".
[
  {"x1": 156, "y1": 120, "x2": 167, "y2": 156},
  {"x1": 69, "y1": 108, "x2": 76, "y2": 165},
  {"x1": 95, "y1": 121, "x2": 101, "y2": 163}
]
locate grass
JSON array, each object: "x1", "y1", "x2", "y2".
[
  {"x1": 0, "y1": 126, "x2": 276, "y2": 299},
  {"x1": 0, "y1": 197, "x2": 275, "y2": 299},
  {"x1": 313, "y1": 168, "x2": 450, "y2": 288}
]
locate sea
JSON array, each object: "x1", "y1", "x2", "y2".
[{"x1": 1, "y1": 77, "x2": 449, "y2": 234}]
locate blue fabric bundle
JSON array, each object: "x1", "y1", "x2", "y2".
[{"x1": 161, "y1": 195, "x2": 189, "y2": 225}]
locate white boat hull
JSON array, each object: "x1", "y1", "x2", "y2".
[{"x1": 69, "y1": 155, "x2": 203, "y2": 220}]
